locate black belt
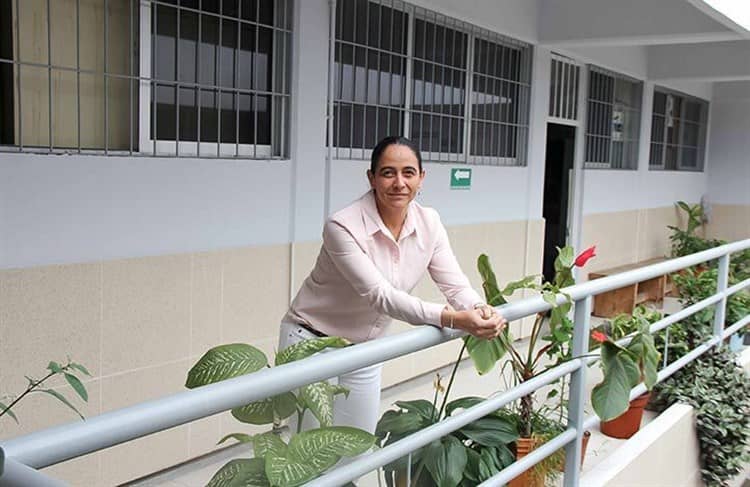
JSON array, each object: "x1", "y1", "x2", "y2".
[{"x1": 298, "y1": 322, "x2": 328, "y2": 338}]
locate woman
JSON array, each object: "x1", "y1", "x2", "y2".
[{"x1": 279, "y1": 136, "x2": 506, "y2": 434}]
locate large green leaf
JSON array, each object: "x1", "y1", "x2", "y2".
[
  {"x1": 394, "y1": 399, "x2": 437, "y2": 422},
  {"x1": 206, "y1": 458, "x2": 269, "y2": 487},
  {"x1": 464, "y1": 335, "x2": 508, "y2": 375},
  {"x1": 231, "y1": 392, "x2": 297, "y2": 425},
  {"x1": 300, "y1": 382, "x2": 335, "y2": 427},
  {"x1": 273, "y1": 392, "x2": 298, "y2": 420},
  {"x1": 477, "y1": 254, "x2": 505, "y2": 306},
  {"x1": 376, "y1": 409, "x2": 426, "y2": 439},
  {"x1": 423, "y1": 436, "x2": 468, "y2": 487},
  {"x1": 232, "y1": 400, "x2": 274, "y2": 425},
  {"x1": 592, "y1": 343, "x2": 641, "y2": 421},
  {"x1": 627, "y1": 332, "x2": 660, "y2": 389},
  {"x1": 252, "y1": 433, "x2": 288, "y2": 459},
  {"x1": 275, "y1": 337, "x2": 349, "y2": 366},
  {"x1": 264, "y1": 426, "x2": 376, "y2": 487},
  {"x1": 445, "y1": 396, "x2": 484, "y2": 417},
  {"x1": 500, "y1": 275, "x2": 538, "y2": 297},
  {"x1": 458, "y1": 416, "x2": 519, "y2": 446},
  {"x1": 186, "y1": 344, "x2": 267, "y2": 388}
]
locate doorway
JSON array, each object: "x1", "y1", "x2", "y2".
[{"x1": 542, "y1": 123, "x2": 576, "y2": 283}]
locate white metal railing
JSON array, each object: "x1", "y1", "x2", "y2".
[{"x1": 1, "y1": 239, "x2": 749, "y2": 487}]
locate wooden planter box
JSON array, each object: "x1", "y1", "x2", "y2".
[{"x1": 589, "y1": 258, "x2": 671, "y2": 318}]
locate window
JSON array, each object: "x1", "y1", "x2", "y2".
[
  {"x1": 333, "y1": 0, "x2": 531, "y2": 165},
  {"x1": 142, "y1": 0, "x2": 292, "y2": 158},
  {"x1": 585, "y1": 67, "x2": 642, "y2": 170},
  {"x1": 0, "y1": 0, "x2": 138, "y2": 153},
  {"x1": 0, "y1": 0, "x2": 291, "y2": 158},
  {"x1": 649, "y1": 88, "x2": 708, "y2": 171},
  {"x1": 549, "y1": 54, "x2": 580, "y2": 121}
]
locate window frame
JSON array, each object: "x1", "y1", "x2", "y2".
[
  {"x1": 331, "y1": 0, "x2": 531, "y2": 166},
  {"x1": 584, "y1": 66, "x2": 643, "y2": 170},
  {"x1": 138, "y1": 0, "x2": 290, "y2": 159},
  {"x1": 649, "y1": 87, "x2": 708, "y2": 172}
]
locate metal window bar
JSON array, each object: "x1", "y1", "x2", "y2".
[
  {"x1": 2, "y1": 239, "x2": 748, "y2": 487},
  {"x1": 0, "y1": 0, "x2": 291, "y2": 159},
  {"x1": 549, "y1": 54, "x2": 579, "y2": 124},
  {"x1": 330, "y1": 0, "x2": 530, "y2": 165},
  {"x1": 650, "y1": 87, "x2": 708, "y2": 172},
  {"x1": 584, "y1": 66, "x2": 643, "y2": 170}
]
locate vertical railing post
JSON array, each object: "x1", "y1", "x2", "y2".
[
  {"x1": 563, "y1": 295, "x2": 592, "y2": 487},
  {"x1": 713, "y1": 254, "x2": 730, "y2": 340}
]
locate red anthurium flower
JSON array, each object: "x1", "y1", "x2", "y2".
[
  {"x1": 591, "y1": 330, "x2": 608, "y2": 343},
  {"x1": 574, "y1": 246, "x2": 596, "y2": 267}
]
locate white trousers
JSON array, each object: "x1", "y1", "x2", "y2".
[{"x1": 278, "y1": 321, "x2": 383, "y2": 434}]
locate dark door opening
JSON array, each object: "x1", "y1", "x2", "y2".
[{"x1": 542, "y1": 123, "x2": 576, "y2": 284}]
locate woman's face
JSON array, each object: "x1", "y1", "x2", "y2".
[{"x1": 367, "y1": 143, "x2": 425, "y2": 212}]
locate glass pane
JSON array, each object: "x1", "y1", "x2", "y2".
[
  {"x1": 683, "y1": 122, "x2": 699, "y2": 147},
  {"x1": 681, "y1": 147, "x2": 697, "y2": 168},
  {"x1": 154, "y1": 4, "x2": 177, "y2": 82},
  {"x1": 178, "y1": 87, "x2": 198, "y2": 141},
  {"x1": 650, "y1": 143, "x2": 663, "y2": 167},
  {"x1": 154, "y1": 84, "x2": 177, "y2": 140},
  {"x1": 685, "y1": 101, "x2": 702, "y2": 122},
  {"x1": 220, "y1": 19, "x2": 238, "y2": 88},
  {"x1": 199, "y1": 15, "x2": 219, "y2": 85},
  {"x1": 653, "y1": 91, "x2": 666, "y2": 115}
]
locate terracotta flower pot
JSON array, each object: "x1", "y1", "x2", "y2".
[
  {"x1": 600, "y1": 393, "x2": 651, "y2": 439},
  {"x1": 509, "y1": 437, "x2": 544, "y2": 487},
  {"x1": 557, "y1": 429, "x2": 591, "y2": 471}
]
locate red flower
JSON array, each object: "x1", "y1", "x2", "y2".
[
  {"x1": 574, "y1": 246, "x2": 596, "y2": 267},
  {"x1": 591, "y1": 330, "x2": 608, "y2": 343}
]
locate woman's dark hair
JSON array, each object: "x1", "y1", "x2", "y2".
[{"x1": 370, "y1": 136, "x2": 423, "y2": 173}]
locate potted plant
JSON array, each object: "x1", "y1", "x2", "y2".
[
  {"x1": 471, "y1": 245, "x2": 596, "y2": 486},
  {"x1": 185, "y1": 338, "x2": 377, "y2": 487},
  {"x1": 589, "y1": 311, "x2": 661, "y2": 439},
  {"x1": 375, "y1": 245, "x2": 596, "y2": 487}
]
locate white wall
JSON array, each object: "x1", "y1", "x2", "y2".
[
  {"x1": 707, "y1": 82, "x2": 750, "y2": 206},
  {"x1": 0, "y1": 154, "x2": 293, "y2": 268},
  {"x1": 566, "y1": 45, "x2": 648, "y2": 79}
]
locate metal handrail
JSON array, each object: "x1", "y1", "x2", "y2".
[{"x1": 1, "y1": 238, "x2": 748, "y2": 487}]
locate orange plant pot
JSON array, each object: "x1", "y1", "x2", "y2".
[
  {"x1": 508, "y1": 437, "x2": 544, "y2": 487},
  {"x1": 600, "y1": 393, "x2": 651, "y2": 439}
]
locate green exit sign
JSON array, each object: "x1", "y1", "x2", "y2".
[{"x1": 450, "y1": 168, "x2": 471, "y2": 190}]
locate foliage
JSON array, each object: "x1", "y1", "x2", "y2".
[
  {"x1": 668, "y1": 201, "x2": 723, "y2": 259},
  {"x1": 186, "y1": 339, "x2": 377, "y2": 487},
  {"x1": 473, "y1": 246, "x2": 593, "y2": 438},
  {"x1": 376, "y1": 392, "x2": 519, "y2": 487},
  {"x1": 0, "y1": 358, "x2": 91, "y2": 424},
  {"x1": 589, "y1": 311, "x2": 661, "y2": 422},
  {"x1": 650, "y1": 348, "x2": 750, "y2": 486}
]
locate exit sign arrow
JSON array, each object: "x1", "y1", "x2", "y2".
[
  {"x1": 450, "y1": 168, "x2": 472, "y2": 189},
  {"x1": 453, "y1": 170, "x2": 471, "y2": 181}
]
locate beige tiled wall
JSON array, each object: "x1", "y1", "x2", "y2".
[
  {"x1": 8, "y1": 215, "x2": 686, "y2": 485},
  {"x1": 706, "y1": 204, "x2": 750, "y2": 243},
  {"x1": 580, "y1": 206, "x2": 688, "y2": 280}
]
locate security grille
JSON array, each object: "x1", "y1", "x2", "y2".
[
  {"x1": 585, "y1": 66, "x2": 642, "y2": 170},
  {"x1": 332, "y1": 0, "x2": 532, "y2": 166},
  {"x1": 649, "y1": 88, "x2": 708, "y2": 171},
  {"x1": 0, "y1": 0, "x2": 292, "y2": 159},
  {"x1": 548, "y1": 54, "x2": 579, "y2": 121}
]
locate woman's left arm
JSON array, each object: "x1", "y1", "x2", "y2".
[{"x1": 427, "y1": 214, "x2": 485, "y2": 311}]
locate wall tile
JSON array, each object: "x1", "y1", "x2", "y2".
[
  {"x1": 0, "y1": 263, "x2": 101, "y2": 392},
  {"x1": 102, "y1": 255, "x2": 191, "y2": 375}
]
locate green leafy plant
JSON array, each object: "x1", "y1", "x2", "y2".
[
  {"x1": 667, "y1": 201, "x2": 723, "y2": 259},
  {"x1": 473, "y1": 246, "x2": 595, "y2": 438},
  {"x1": 650, "y1": 347, "x2": 750, "y2": 486},
  {"x1": 0, "y1": 358, "x2": 91, "y2": 424},
  {"x1": 376, "y1": 392, "x2": 519, "y2": 487},
  {"x1": 589, "y1": 312, "x2": 661, "y2": 422},
  {"x1": 375, "y1": 246, "x2": 596, "y2": 486},
  {"x1": 185, "y1": 339, "x2": 377, "y2": 487}
]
